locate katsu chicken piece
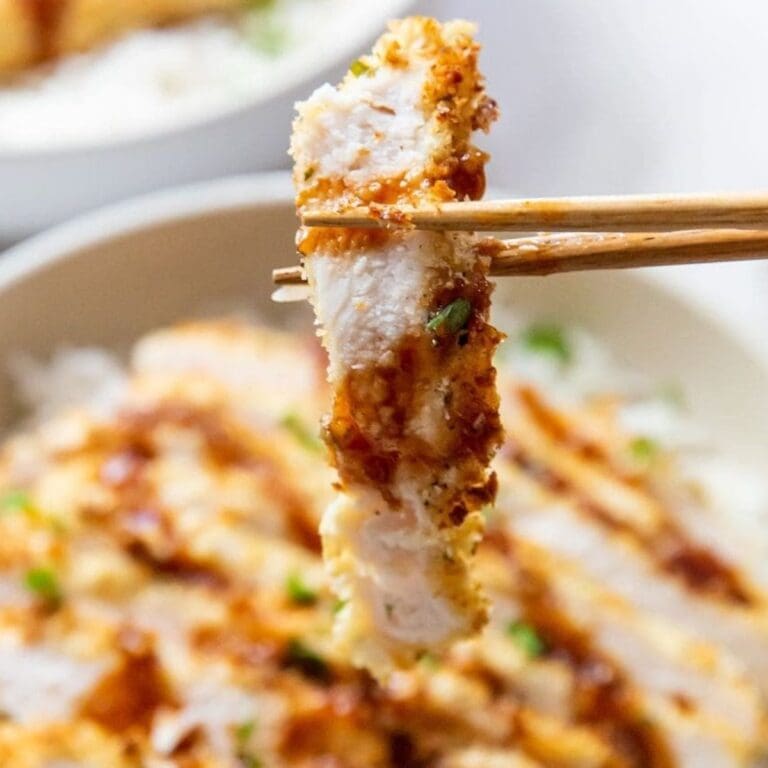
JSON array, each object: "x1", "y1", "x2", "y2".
[
  {"x1": 0, "y1": 0, "x2": 241, "y2": 77},
  {"x1": 0, "y1": 1, "x2": 37, "y2": 75},
  {"x1": 291, "y1": 17, "x2": 503, "y2": 674}
]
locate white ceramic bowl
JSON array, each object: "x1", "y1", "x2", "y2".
[
  {"x1": 1, "y1": 174, "x2": 766, "y2": 465},
  {"x1": 0, "y1": 0, "x2": 411, "y2": 245}
]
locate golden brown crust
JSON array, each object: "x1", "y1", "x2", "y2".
[
  {"x1": 0, "y1": 1, "x2": 40, "y2": 74},
  {"x1": 506, "y1": 384, "x2": 756, "y2": 607},
  {"x1": 0, "y1": 0, "x2": 242, "y2": 77},
  {"x1": 327, "y1": 263, "x2": 503, "y2": 522},
  {"x1": 293, "y1": 17, "x2": 505, "y2": 668},
  {"x1": 0, "y1": 320, "x2": 764, "y2": 765},
  {"x1": 296, "y1": 17, "x2": 498, "y2": 213}
]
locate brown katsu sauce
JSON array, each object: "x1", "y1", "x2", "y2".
[
  {"x1": 326, "y1": 269, "x2": 503, "y2": 523},
  {"x1": 445, "y1": 147, "x2": 488, "y2": 201},
  {"x1": 512, "y1": 387, "x2": 753, "y2": 607},
  {"x1": 90, "y1": 402, "x2": 322, "y2": 576},
  {"x1": 521, "y1": 595, "x2": 673, "y2": 767},
  {"x1": 80, "y1": 633, "x2": 175, "y2": 733},
  {"x1": 659, "y1": 542, "x2": 751, "y2": 605},
  {"x1": 517, "y1": 386, "x2": 612, "y2": 465},
  {"x1": 485, "y1": 535, "x2": 674, "y2": 768}
]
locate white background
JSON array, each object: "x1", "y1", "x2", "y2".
[{"x1": 418, "y1": 0, "x2": 768, "y2": 356}]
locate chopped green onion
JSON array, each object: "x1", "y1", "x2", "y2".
[
  {"x1": 426, "y1": 298, "x2": 472, "y2": 335},
  {"x1": 658, "y1": 382, "x2": 686, "y2": 410},
  {"x1": 303, "y1": 166, "x2": 315, "y2": 182},
  {"x1": 285, "y1": 572, "x2": 317, "y2": 606},
  {"x1": 234, "y1": 719, "x2": 261, "y2": 767},
  {"x1": 242, "y1": 7, "x2": 287, "y2": 58},
  {"x1": 280, "y1": 412, "x2": 323, "y2": 454},
  {"x1": 630, "y1": 436, "x2": 659, "y2": 463},
  {"x1": 0, "y1": 490, "x2": 31, "y2": 514},
  {"x1": 417, "y1": 651, "x2": 440, "y2": 669},
  {"x1": 24, "y1": 567, "x2": 62, "y2": 607},
  {"x1": 284, "y1": 639, "x2": 330, "y2": 682},
  {"x1": 235, "y1": 720, "x2": 256, "y2": 746},
  {"x1": 349, "y1": 59, "x2": 372, "y2": 77},
  {"x1": 506, "y1": 620, "x2": 546, "y2": 658},
  {"x1": 332, "y1": 598, "x2": 347, "y2": 615},
  {"x1": 521, "y1": 323, "x2": 572, "y2": 365}
]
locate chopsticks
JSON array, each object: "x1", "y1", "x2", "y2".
[
  {"x1": 272, "y1": 192, "x2": 768, "y2": 292},
  {"x1": 301, "y1": 192, "x2": 768, "y2": 232},
  {"x1": 272, "y1": 228, "x2": 768, "y2": 286}
]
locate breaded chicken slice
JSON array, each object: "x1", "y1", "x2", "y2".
[
  {"x1": 0, "y1": 0, "x2": 241, "y2": 77},
  {"x1": 55, "y1": 0, "x2": 240, "y2": 57},
  {"x1": 291, "y1": 17, "x2": 503, "y2": 675},
  {"x1": 0, "y1": 1, "x2": 37, "y2": 76}
]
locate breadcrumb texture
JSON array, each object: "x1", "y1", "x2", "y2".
[
  {"x1": 291, "y1": 17, "x2": 504, "y2": 675},
  {"x1": 0, "y1": 318, "x2": 766, "y2": 766}
]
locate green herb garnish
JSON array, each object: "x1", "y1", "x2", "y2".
[
  {"x1": 303, "y1": 166, "x2": 315, "y2": 182},
  {"x1": 235, "y1": 720, "x2": 256, "y2": 746},
  {"x1": 349, "y1": 59, "x2": 372, "y2": 77},
  {"x1": 0, "y1": 490, "x2": 31, "y2": 514},
  {"x1": 426, "y1": 298, "x2": 472, "y2": 335},
  {"x1": 285, "y1": 572, "x2": 318, "y2": 606},
  {"x1": 251, "y1": 23, "x2": 287, "y2": 56},
  {"x1": 243, "y1": 6, "x2": 287, "y2": 57},
  {"x1": 284, "y1": 639, "x2": 330, "y2": 682},
  {"x1": 417, "y1": 651, "x2": 440, "y2": 669},
  {"x1": 506, "y1": 620, "x2": 546, "y2": 658},
  {"x1": 332, "y1": 598, "x2": 347, "y2": 615},
  {"x1": 658, "y1": 381, "x2": 686, "y2": 410},
  {"x1": 521, "y1": 323, "x2": 572, "y2": 365},
  {"x1": 630, "y1": 436, "x2": 659, "y2": 463},
  {"x1": 234, "y1": 720, "x2": 261, "y2": 768},
  {"x1": 280, "y1": 412, "x2": 323, "y2": 453},
  {"x1": 24, "y1": 567, "x2": 62, "y2": 608}
]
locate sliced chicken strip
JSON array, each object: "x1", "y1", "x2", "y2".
[
  {"x1": 291, "y1": 17, "x2": 503, "y2": 675},
  {"x1": 511, "y1": 540, "x2": 767, "y2": 754},
  {"x1": 497, "y1": 460, "x2": 768, "y2": 697}
]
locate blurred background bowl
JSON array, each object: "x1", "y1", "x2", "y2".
[
  {"x1": 0, "y1": 174, "x2": 765, "y2": 464},
  {"x1": 0, "y1": 0, "x2": 412, "y2": 245}
]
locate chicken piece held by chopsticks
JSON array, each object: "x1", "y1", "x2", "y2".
[{"x1": 291, "y1": 16, "x2": 503, "y2": 676}]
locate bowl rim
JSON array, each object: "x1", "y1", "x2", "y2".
[
  {"x1": 2, "y1": 172, "x2": 766, "y2": 378},
  {"x1": 0, "y1": 0, "x2": 413, "y2": 160}
]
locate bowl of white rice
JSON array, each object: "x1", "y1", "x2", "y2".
[{"x1": 0, "y1": 0, "x2": 412, "y2": 244}]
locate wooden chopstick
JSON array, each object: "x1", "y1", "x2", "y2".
[
  {"x1": 272, "y1": 228, "x2": 768, "y2": 286},
  {"x1": 301, "y1": 192, "x2": 768, "y2": 232}
]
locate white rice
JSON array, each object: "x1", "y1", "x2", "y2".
[
  {"x1": 0, "y1": 0, "x2": 353, "y2": 151},
  {"x1": 8, "y1": 348, "x2": 126, "y2": 423}
]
